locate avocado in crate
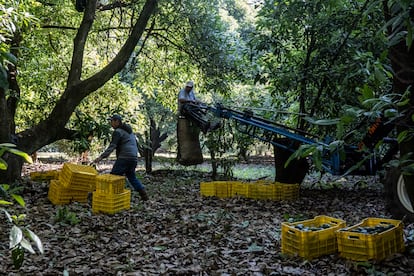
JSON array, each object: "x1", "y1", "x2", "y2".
[
  {"x1": 281, "y1": 215, "x2": 346, "y2": 259},
  {"x1": 95, "y1": 174, "x2": 126, "y2": 194},
  {"x1": 336, "y1": 217, "x2": 405, "y2": 261}
]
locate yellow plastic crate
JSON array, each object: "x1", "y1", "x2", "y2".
[
  {"x1": 30, "y1": 170, "x2": 60, "y2": 181},
  {"x1": 95, "y1": 174, "x2": 126, "y2": 194},
  {"x1": 248, "y1": 182, "x2": 275, "y2": 199},
  {"x1": 215, "y1": 181, "x2": 231, "y2": 198},
  {"x1": 200, "y1": 182, "x2": 216, "y2": 197},
  {"x1": 274, "y1": 183, "x2": 300, "y2": 200},
  {"x1": 255, "y1": 179, "x2": 274, "y2": 184},
  {"x1": 48, "y1": 180, "x2": 89, "y2": 205},
  {"x1": 281, "y1": 215, "x2": 346, "y2": 259},
  {"x1": 200, "y1": 181, "x2": 299, "y2": 200},
  {"x1": 336, "y1": 218, "x2": 405, "y2": 261},
  {"x1": 92, "y1": 189, "x2": 131, "y2": 214},
  {"x1": 200, "y1": 181, "x2": 233, "y2": 198},
  {"x1": 231, "y1": 181, "x2": 249, "y2": 197},
  {"x1": 59, "y1": 163, "x2": 98, "y2": 191}
]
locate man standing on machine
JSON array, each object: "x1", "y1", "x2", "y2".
[{"x1": 177, "y1": 81, "x2": 220, "y2": 134}]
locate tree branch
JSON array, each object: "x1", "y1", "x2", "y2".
[
  {"x1": 78, "y1": 0, "x2": 158, "y2": 94},
  {"x1": 17, "y1": 0, "x2": 158, "y2": 154},
  {"x1": 308, "y1": 0, "x2": 370, "y2": 119},
  {"x1": 98, "y1": 1, "x2": 130, "y2": 11},
  {"x1": 67, "y1": 0, "x2": 97, "y2": 85},
  {"x1": 42, "y1": 25, "x2": 78, "y2": 30}
]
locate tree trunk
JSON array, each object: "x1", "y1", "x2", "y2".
[
  {"x1": 384, "y1": 2, "x2": 414, "y2": 206},
  {"x1": 149, "y1": 118, "x2": 168, "y2": 157},
  {"x1": 0, "y1": 153, "x2": 23, "y2": 183},
  {"x1": 0, "y1": 0, "x2": 158, "y2": 184},
  {"x1": 144, "y1": 130, "x2": 152, "y2": 174},
  {"x1": 211, "y1": 151, "x2": 217, "y2": 180}
]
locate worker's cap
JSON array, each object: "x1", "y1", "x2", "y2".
[
  {"x1": 107, "y1": 114, "x2": 122, "y2": 121},
  {"x1": 186, "y1": 81, "x2": 194, "y2": 88}
]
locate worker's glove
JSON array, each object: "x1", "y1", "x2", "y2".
[{"x1": 93, "y1": 157, "x2": 102, "y2": 164}]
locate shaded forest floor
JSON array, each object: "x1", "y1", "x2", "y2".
[{"x1": 1, "y1": 158, "x2": 414, "y2": 275}]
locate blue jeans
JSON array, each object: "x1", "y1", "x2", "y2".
[{"x1": 111, "y1": 158, "x2": 145, "y2": 191}]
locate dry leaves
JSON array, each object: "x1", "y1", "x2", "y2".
[{"x1": 1, "y1": 162, "x2": 414, "y2": 275}]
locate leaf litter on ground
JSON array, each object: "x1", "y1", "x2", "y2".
[{"x1": 0, "y1": 160, "x2": 414, "y2": 275}]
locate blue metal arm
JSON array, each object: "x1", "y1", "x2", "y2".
[{"x1": 207, "y1": 104, "x2": 344, "y2": 175}]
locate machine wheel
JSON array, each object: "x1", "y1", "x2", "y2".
[{"x1": 383, "y1": 167, "x2": 414, "y2": 221}]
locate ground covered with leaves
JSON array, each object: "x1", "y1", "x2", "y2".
[{"x1": 1, "y1": 160, "x2": 414, "y2": 275}]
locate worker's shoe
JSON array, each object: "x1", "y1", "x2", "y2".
[
  {"x1": 201, "y1": 122, "x2": 210, "y2": 134},
  {"x1": 208, "y1": 122, "x2": 221, "y2": 132},
  {"x1": 138, "y1": 189, "x2": 149, "y2": 201}
]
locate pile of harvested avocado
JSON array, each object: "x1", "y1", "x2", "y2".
[
  {"x1": 294, "y1": 223, "x2": 332, "y2": 232},
  {"x1": 346, "y1": 224, "x2": 394, "y2": 234}
]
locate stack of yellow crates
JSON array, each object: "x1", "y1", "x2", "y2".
[
  {"x1": 48, "y1": 163, "x2": 98, "y2": 205},
  {"x1": 30, "y1": 170, "x2": 60, "y2": 181},
  {"x1": 200, "y1": 180, "x2": 299, "y2": 200},
  {"x1": 59, "y1": 163, "x2": 98, "y2": 191},
  {"x1": 92, "y1": 174, "x2": 131, "y2": 214}
]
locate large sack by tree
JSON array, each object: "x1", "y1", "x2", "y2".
[
  {"x1": 177, "y1": 117, "x2": 203, "y2": 166},
  {"x1": 274, "y1": 138, "x2": 309, "y2": 184}
]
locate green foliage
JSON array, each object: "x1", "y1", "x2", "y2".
[
  {"x1": 3, "y1": 210, "x2": 44, "y2": 269},
  {"x1": 0, "y1": 143, "x2": 42, "y2": 269},
  {"x1": 0, "y1": 0, "x2": 39, "y2": 90},
  {"x1": 289, "y1": 80, "x2": 413, "y2": 175},
  {"x1": 286, "y1": 143, "x2": 324, "y2": 171},
  {"x1": 0, "y1": 143, "x2": 33, "y2": 170},
  {"x1": 69, "y1": 110, "x2": 112, "y2": 154},
  {"x1": 254, "y1": 0, "x2": 390, "y2": 136},
  {"x1": 203, "y1": 119, "x2": 239, "y2": 178},
  {"x1": 2, "y1": 198, "x2": 44, "y2": 269},
  {"x1": 2, "y1": 0, "x2": 255, "y2": 161},
  {"x1": 0, "y1": 184, "x2": 25, "y2": 207},
  {"x1": 384, "y1": 0, "x2": 414, "y2": 48},
  {"x1": 54, "y1": 206, "x2": 80, "y2": 225}
]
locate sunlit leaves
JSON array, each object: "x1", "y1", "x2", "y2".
[
  {"x1": 304, "y1": 117, "x2": 341, "y2": 126},
  {"x1": 3, "y1": 208, "x2": 44, "y2": 268},
  {"x1": 24, "y1": 228, "x2": 44, "y2": 253},
  {"x1": 11, "y1": 194, "x2": 25, "y2": 207},
  {"x1": 0, "y1": 144, "x2": 33, "y2": 166},
  {"x1": 10, "y1": 225, "x2": 23, "y2": 248},
  {"x1": 254, "y1": 0, "x2": 389, "y2": 138},
  {"x1": 385, "y1": 0, "x2": 414, "y2": 48}
]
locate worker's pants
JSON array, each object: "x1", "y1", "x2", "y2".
[{"x1": 111, "y1": 158, "x2": 145, "y2": 191}]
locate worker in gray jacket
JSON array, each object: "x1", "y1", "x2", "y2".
[{"x1": 94, "y1": 114, "x2": 148, "y2": 201}]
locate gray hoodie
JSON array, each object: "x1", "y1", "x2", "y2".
[{"x1": 99, "y1": 123, "x2": 138, "y2": 161}]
